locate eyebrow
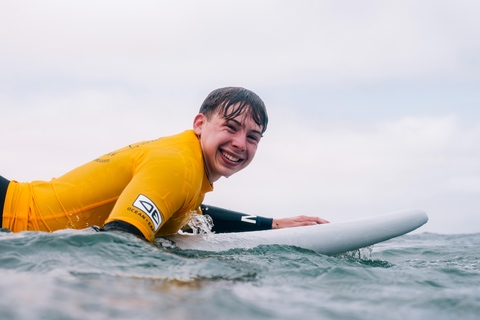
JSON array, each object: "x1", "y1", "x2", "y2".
[{"x1": 228, "y1": 119, "x2": 263, "y2": 137}]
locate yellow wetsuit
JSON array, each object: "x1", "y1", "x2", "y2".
[{"x1": 2, "y1": 130, "x2": 213, "y2": 242}]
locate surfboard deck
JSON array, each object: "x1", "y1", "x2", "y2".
[{"x1": 162, "y1": 209, "x2": 428, "y2": 255}]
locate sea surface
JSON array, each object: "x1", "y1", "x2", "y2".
[{"x1": 0, "y1": 228, "x2": 479, "y2": 320}]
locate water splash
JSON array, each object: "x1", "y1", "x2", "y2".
[
  {"x1": 185, "y1": 212, "x2": 214, "y2": 235},
  {"x1": 154, "y1": 212, "x2": 214, "y2": 249},
  {"x1": 340, "y1": 246, "x2": 374, "y2": 260}
]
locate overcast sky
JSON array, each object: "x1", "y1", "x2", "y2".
[{"x1": 1, "y1": 0, "x2": 479, "y2": 234}]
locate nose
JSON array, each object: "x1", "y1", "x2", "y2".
[{"x1": 232, "y1": 132, "x2": 247, "y2": 151}]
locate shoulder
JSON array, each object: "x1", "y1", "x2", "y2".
[
  {"x1": 135, "y1": 130, "x2": 204, "y2": 179},
  {"x1": 145, "y1": 130, "x2": 199, "y2": 154},
  {"x1": 145, "y1": 131, "x2": 201, "y2": 164}
]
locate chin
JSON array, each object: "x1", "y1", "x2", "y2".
[{"x1": 220, "y1": 169, "x2": 240, "y2": 179}]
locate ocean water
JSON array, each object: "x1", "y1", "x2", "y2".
[{"x1": 0, "y1": 228, "x2": 479, "y2": 320}]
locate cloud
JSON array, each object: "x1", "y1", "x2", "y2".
[
  {"x1": 206, "y1": 113, "x2": 480, "y2": 234},
  {"x1": 1, "y1": 0, "x2": 480, "y2": 89},
  {"x1": 1, "y1": 89, "x2": 199, "y2": 181},
  {"x1": 1, "y1": 1, "x2": 479, "y2": 234}
]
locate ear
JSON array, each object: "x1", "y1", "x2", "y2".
[{"x1": 193, "y1": 113, "x2": 207, "y2": 136}]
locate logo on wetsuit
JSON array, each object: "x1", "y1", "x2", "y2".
[
  {"x1": 241, "y1": 215, "x2": 258, "y2": 224},
  {"x1": 133, "y1": 194, "x2": 162, "y2": 231}
]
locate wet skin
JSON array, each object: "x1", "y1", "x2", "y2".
[{"x1": 193, "y1": 108, "x2": 262, "y2": 183}]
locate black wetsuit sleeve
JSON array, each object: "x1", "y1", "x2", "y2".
[
  {"x1": 0, "y1": 175, "x2": 10, "y2": 229},
  {"x1": 200, "y1": 204, "x2": 273, "y2": 233},
  {"x1": 103, "y1": 220, "x2": 147, "y2": 240}
]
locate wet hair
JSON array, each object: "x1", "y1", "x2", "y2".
[{"x1": 199, "y1": 87, "x2": 268, "y2": 134}]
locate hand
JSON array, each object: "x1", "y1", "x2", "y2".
[{"x1": 272, "y1": 216, "x2": 330, "y2": 229}]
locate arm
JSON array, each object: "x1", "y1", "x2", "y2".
[
  {"x1": 201, "y1": 204, "x2": 329, "y2": 233},
  {"x1": 102, "y1": 153, "x2": 204, "y2": 242},
  {"x1": 103, "y1": 220, "x2": 147, "y2": 240},
  {"x1": 201, "y1": 204, "x2": 273, "y2": 233}
]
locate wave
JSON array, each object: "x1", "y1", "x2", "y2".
[{"x1": 1, "y1": 229, "x2": 479, "y2": 320}]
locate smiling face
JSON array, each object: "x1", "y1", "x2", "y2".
[{"x1": 193, "y1": 105, "x2": 263, "y2": 183}]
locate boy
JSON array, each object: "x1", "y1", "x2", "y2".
[{"x1": 1, "y1": 87, "x2": 328, "y2": 242}]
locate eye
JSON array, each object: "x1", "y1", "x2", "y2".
[
  {"x1": 247, "y1": 135, "x2": 260, "y2": 143},
  {"x1": 226, "y1": 124, "x2": 236, "y2": 132},
  {"x1": 224, "y1": 121, "x2": 239, "y2": 132}
]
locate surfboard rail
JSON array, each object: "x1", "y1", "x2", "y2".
[{"x1": 163, "y1": 209, "x2": 429, "y2": 255}]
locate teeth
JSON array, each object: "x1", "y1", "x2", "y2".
[{"x1": 222, "y1": 152, "x2": 240, "y2": 162}]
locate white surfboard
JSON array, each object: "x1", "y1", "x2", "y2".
[{"x1": 164, "y1": 209, "x2": 428, "y2": 255}]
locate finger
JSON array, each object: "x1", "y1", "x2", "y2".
[
  {"x1": 296, "y1": 216, "x2": 330, "y2": 224},
  {"x1": 295, "y1": 220, "x2": 320, "y2": 227}
]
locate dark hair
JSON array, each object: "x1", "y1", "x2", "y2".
[{"x1": 199, "y1": 87, "x2": 268, "y2": 134}]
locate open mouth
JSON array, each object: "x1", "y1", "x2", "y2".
[{"x1": 221, "y1": 151, "x2": 242, "y2": 163}]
